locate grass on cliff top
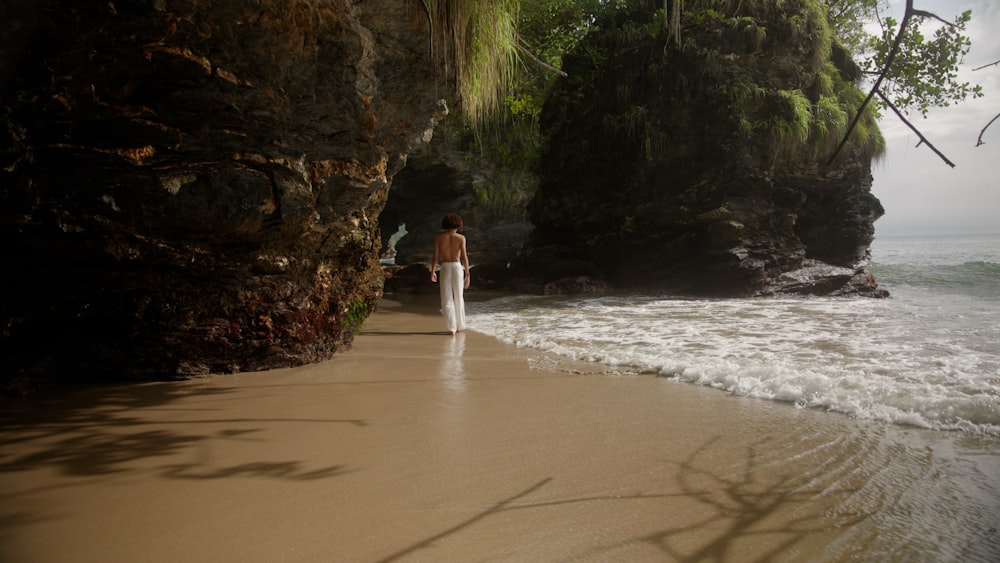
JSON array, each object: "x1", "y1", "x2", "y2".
[{"x1": 705, "y1": 0, "x2": 885, "y2": 161}]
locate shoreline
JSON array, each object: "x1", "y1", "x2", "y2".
[{"x1": 1, "y1": 297, "x2": 997, "y2": 561}]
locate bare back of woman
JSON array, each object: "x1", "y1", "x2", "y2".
[
  {"x1": 429, "y1": 213, "x2": 470, "y2": 335},
  {"x1": 434, "y1": 231, "x2": 466, "y2": 263}
]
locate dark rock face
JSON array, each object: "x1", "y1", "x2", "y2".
[
  {"x1": 0, "y1": 0, "x2": 891, "y2": 389},
  {"x1": 1, "y1": 0, "x2": 448, "y2": 384},
  {"x1": 379, "y1": 125, "x2": 534, "y2": 269},
  {"x1": 517, "y1": 4, "x2": 886, "y2": 297}
]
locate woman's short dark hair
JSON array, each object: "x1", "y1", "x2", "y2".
[{"x1": 441, "y1": 213, "x2": 463, "y2": 230}]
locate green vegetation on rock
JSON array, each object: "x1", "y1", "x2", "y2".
[
  {"x1": 423, "y1": 0, "x2": 521, "y2": 121},
  {"x1": 342, "y1": 298, "x2": 377, "y2": 335},
  {"x1": 447, "y1": 0, "x2": 978, "y2": 164}
]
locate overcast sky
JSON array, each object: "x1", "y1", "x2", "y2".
[{"x1": 870, "y1": 0, "x2": 1000, "y2": 236}]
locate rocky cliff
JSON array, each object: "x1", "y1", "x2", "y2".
[
  {"x1": 515, "y1": 1, "x2": 887, "y2": 297},
  {"x1": 1, "y1": 0, "x2": 449, "y2": 386},
  {"x1": 1, "y1": 0, "x2": 890, "y2": 390}
]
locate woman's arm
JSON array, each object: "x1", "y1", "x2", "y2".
[
  {"x1": 461, "y1": 237, "x2": 470, "y2": 289},
  {"x1": 430, "y1": 236, "x2": 439, "y2": 282}
]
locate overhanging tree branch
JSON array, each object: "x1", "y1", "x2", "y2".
[
  {"x1": 828, "y1": 1, "x2": 956, "y2": 167},
  {"x1": 910, "y1": 9, "x2": 953, "y2": 27},
  {"x1": 972, "y1": 58, "x2": 999, "y2": 145},
  {"x1": 976, "y1": 113, "x2": 999, "y2": 147},
  {"x1": 877, "y1": 90, "x2": 955, "y2": 166},
  {"x1": 828, "y1": 0, "x2": 916, "y2": 165},
  {"x1": 515, "y1": 35, "x2": 568, "y2": 78},
  {"x1": 972, "y1": 59, "x2": 1000, "y2": 72}
]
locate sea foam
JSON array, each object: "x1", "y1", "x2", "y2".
[{"x1": 468, "y1": 290, "x2": 1000, "y2": 435}]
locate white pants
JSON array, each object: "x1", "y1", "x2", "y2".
[{"x1": 438, "y1": 262, "x2": 466, "y2": 333}]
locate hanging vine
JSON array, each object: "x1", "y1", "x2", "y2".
[{"x1": 418, "y1": 0, "x2": 521, "y2": 122}]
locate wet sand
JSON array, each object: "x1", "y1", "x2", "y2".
[{"x1": 2, "y1": 296, "x2": 998, "y2": 562}]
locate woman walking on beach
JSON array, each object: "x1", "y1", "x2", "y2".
[{"x1": 430, "y1": 213, "x2": 470, "y2": 335}]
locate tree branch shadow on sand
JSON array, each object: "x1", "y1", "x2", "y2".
[
  {"x1": 377, "y1": 434, "x2": 869, "y2": 562},
  {"x1": 583, "y1": 434, "x2": 871, "y2": 561},
  {"x1": 0, "y1": 381, "x2": 364, "y2": 534},
  {"x1": 0, "y1": 384, "x2": 365, "y2": 477},
  {"x1": 157, "y1": 461, "x2": 353, "y2": 481}
]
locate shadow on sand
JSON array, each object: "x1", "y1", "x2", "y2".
[
  {"x1": 377, "y1": 434, "x2": 867, "y2": 562},
  {"x1": 0, "y1": 381, "x2": 362, "y2": 535}
]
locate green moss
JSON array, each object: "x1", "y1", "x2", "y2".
[
  {"x1": 815, "y1": 63, "x2": 835, "y2": 97},
  {"x1": 803, "y1": 0, "x2": 832, "y2": 71},
  {"x1": 824, "y1": 60, "x2": 886, "y2": 161},
  {"x1": 342, "y1": 298, "x2": 377, "y2": 335},
  {"x1": 813, "y1": 96, "x2": 848, "y2": 140},
  {"x1": 703, "y1": 0, "x2": 883, "y2": 161},
  {"x1": 611, "y1": 20, "x2": 652, "y2": 50},
  {"x1": 723, "y1": 76, "x2": 767, "y2": 109},
  {"x1": 600, "y1": 103, "x2": 669, "y2": 162},
  {"x1": 472, "y1": 168, "x2": 535, "y2": 220},
  {"x1": 616, "y1": 83, "x2": 631, "y2": 105},
  {"x1": 729, "y1": 16, "x2": 767, "y2": 51},
  {"x1": 765, "y1": 89, "x2": 812, "y2": 153}
]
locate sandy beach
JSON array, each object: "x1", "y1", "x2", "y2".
[{"x1": 2, "y1": 296, "x2": 997, "y2": 562}]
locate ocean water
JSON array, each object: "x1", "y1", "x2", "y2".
[{"x1": 468, "y1": 233, "x2": 1000, "y2": 436}]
